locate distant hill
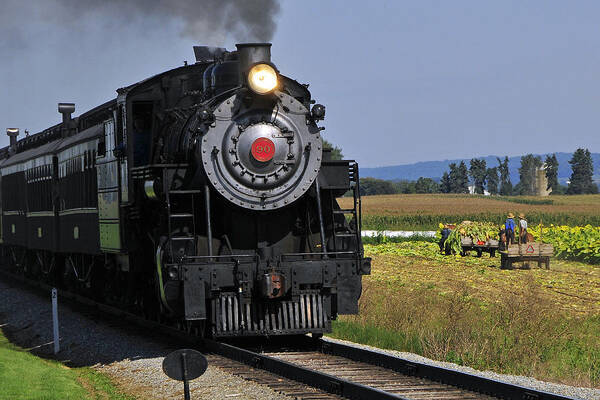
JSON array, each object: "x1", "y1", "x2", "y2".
[{"x1": 361, "y1": 152, "x2": 600, "y2": 184}]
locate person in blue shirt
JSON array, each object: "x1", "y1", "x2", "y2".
[
  {"x1": 439, "y1": 224, "x2": 453, "y2": 254},
  {"x1": 504, "y1": 213, "x2": 516, "y2": 245}
]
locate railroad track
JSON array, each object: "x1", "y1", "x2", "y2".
[
  {"x1": 0, "y1": 270, "x2": 578, "y2": 400},
  {"x1": 207, "y1": 337, "x2": 577, "y2": 400}
]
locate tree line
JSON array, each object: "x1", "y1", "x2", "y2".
[{"x1": 358, "y1": 148, "x2": 598, "y2": 196}]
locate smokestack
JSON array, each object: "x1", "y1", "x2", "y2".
[
  {"x1": 7, "y1": 128, "x2": 19, "y2": 154},
  {"x1": 58, "y1": 103, "x2": 75, "y2": 138},
  {"x1": 236, "y1": 43, "x2": 272, "y2": 73}
]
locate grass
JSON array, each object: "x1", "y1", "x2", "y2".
[
  {"x1": 330, "y1": 242, "x2": 600, "y2": 387},
  {"x1": 0, "y1": 330, "x2": 134, "y2": 400},
  {"x1": 339, "y1": 194, "x2": 600, "y2": 230}
]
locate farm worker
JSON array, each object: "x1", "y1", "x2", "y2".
[
  {"x1": 439, "y1": 224, "x2": 452, "y2": 254},
  {"x1": 519, "y1": 213, "x2": 528, "y2": 244},
  {"x1": 504, "y1": 213, "x2": 516, "y2": 245}
]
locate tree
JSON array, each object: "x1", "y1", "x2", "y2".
[
  {"x1": 450, "y1": 161, "x2": 469, "y2": 193},
  {"x1": 544, "y1": 154, "x2": 559, "y2": 193},
  {"x1": 469, "y1": 158, "x2": 487, "y2": 194},
  {"x1": 398, "y1": 180, "x2": 417, "y2": 194},
  {"x1": 567, "y1": 148, "x2": 598, "y2": 194},
  {"x1": 440, "y1": 172, "x2": 451, "y2": 194},
  {"x1": 415, "y1": 177, "x2": 439, "y2": 193},
  {"x1": 444, "y1": 162, "x2": 469, "y2": 194},
  {"x1": 447, "y1": 163, "x2": 457, "y2": 193},
  {"x1": 498, "y1": 156, "x2": 513, "y2": 196},
  {"x1": 518, "y1": 154, "x2": 542, "y2": 195},
  {"x1": 359, "y1": 178, "x2": 397, "y2": 196},
  {"x1": 391, "y1": 180, "x2": 417, "y2": 194},
  {"x1": 486, "y1": 167, "x2": 499, "y2": 195},
  {"x1": 322, "y1": 139, "x2": 343, "y2": 160}
]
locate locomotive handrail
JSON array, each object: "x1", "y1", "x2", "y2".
[
  {"x1": 280, "y1": 251, "x2": 357, "y2": 259},
  {"x1": 130, "y1": 163, "x2": 190, "y2": 171}
]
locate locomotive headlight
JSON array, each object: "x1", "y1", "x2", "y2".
[{"x1": 247, "y1": 63, "x2": 278, "y2": 94}]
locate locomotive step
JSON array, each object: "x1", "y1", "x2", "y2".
[
  {"x1": 333, "y1": 209, "x2": 355, "y2": 214},
  {"x1": 169, "y1": 213, "x2": 194, "y2": 218},
  {"x1": 170, "y1": 237, "x2": 196, "y2": 241}
]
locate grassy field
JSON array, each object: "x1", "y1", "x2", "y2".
[
  {"x1": 338, "y1": 194, "x2": 600, "y2": 230},
  {"x1": 329, "y1": 242, "x2": 600, "y2": 387},
  {"x1": 0, "y1": 330, "x2": 133, "y2": 400}
]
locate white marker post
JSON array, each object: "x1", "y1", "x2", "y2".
[{"x1": 51, "y1": 288, "x2": 59, "y2": 354}]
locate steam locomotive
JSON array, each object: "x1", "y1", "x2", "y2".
[{"x1": 0, "y1": 43, "x2": 370, "y2": 337}]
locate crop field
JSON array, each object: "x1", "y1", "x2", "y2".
[
  {"x1": 329, "y1": 242, "x2": 600, "y2": 387},
  {"x1": 338, "y1": 194, "x2": 600, "y2": 230}
]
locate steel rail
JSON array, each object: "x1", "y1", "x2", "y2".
[
  {"x1": 314, "y1": 339, "x2": 576, "y2": 400},
  {"x1": 0, "y1": 269, "x2": 579, "y2": 400}
]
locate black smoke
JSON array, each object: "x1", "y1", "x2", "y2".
[
  {"x1": 0, "y1": 0, "x2": 281, "y2": 142},
  {"x1": 1, "y1": 0, "x2": 281, "y2": 49}
]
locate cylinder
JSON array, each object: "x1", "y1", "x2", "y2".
[{"x1": 236, "y1": 43, "x2": 272, "y2": 73}]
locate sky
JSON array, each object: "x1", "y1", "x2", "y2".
[{"x1": 1, "y1": 0, "x2": 599, "y2": 168}]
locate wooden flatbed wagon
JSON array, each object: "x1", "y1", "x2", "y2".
[
  {"x1": 499, "y1": 242, "x2": 554, "y2": 269},
  {"x1": 460, "y1": 238, "x2": 499, "y2": 257}
]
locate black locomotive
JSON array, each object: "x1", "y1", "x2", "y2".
[{"x1": 0, "y1": 43, "x2": 370, "y2": 337}]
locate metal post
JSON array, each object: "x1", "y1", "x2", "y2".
[
  {"x1": 314, "y1": 179, "x2": 328, "y2": 256},
  {"x1": 181, "y1": 351, "x2": 191, "y2": 400},
  {"x1": 51, "y1": 288, "x2": 59, "y2": 354},
  {"x1": 204, "y1": 185, "x2": 213, "y2": 257},
  {"x1": 539, "y1": 220, "x2": 543, "y2": 257}
]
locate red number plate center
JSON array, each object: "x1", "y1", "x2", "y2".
[{"x1": 251, "y1": 137, "x2": 276, "y2": 162}]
